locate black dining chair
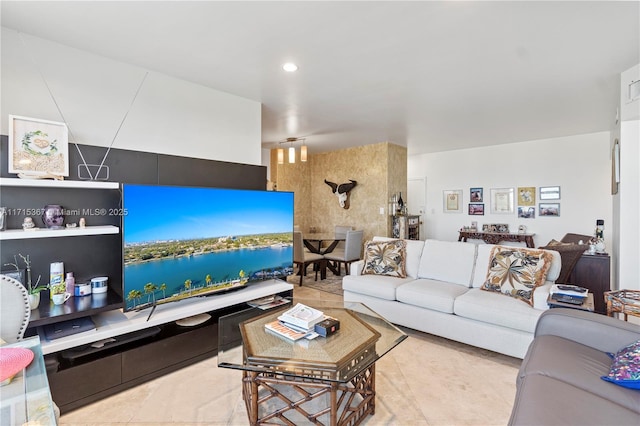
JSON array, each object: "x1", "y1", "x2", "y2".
[{"x1": 293, "y1": 231, "x2": 325, "y2": 285}]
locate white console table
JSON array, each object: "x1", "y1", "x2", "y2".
[{"x1": 38, "y1": 279, "x2": 292, "y2": 355}]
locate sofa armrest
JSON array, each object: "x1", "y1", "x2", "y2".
[
  {"x1": 349, "y1": 259, "x2": 364, "y2": 276},
  {"x1": 535, "y1": 308, "x2": 640, "y2": 353},
  {"x1": 532, "y1": 282, "x2": 552, "y2": 311}
]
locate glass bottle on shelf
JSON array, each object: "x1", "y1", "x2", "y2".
[{"x1": 397, "y1": 192, "x2": 404, "y2": 215}]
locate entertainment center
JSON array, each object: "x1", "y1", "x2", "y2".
[{"x1": 0, "y1": 137, "x2": 293, "y2": 413}]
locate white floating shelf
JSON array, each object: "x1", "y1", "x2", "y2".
[
  {"x1": 0, "y1": 225, "x2": 119, "y2": 240},
  {"x1": 0, "y1": 178, "x2": 119, "y2": 189}
]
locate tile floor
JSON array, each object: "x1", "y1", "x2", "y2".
[{"x1": 59, "y1": 285, "x2": 521, "y2": 425}]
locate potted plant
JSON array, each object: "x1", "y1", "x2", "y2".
[{"x1": 3, "y1": 254, "x2": 47, "y2": 310}]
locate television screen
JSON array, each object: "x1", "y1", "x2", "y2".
[{"x1": 122, "y1": 184, "x2": 294, "y2": 312}]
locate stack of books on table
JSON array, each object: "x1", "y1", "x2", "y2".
[
  {"x1": 264, "y1": 303, "x2": 324, "y2": 341},
  {"x1": 548, "y1": 284, "x2": 589, "y2": 308}
]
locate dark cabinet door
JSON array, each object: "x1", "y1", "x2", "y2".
[{"x1": 570, "y1": 254, "x2": 611, "y2": 314}]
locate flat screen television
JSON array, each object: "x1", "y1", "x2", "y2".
[{"x1": 122, "y1": 184, "x2": 294, "y2": 312}]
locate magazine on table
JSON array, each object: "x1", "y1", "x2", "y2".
[
  {"x1": 277, "y1": 303, "x2": 325, "y2": 329},
  {"x1": 264, "y1": 320, "x2": 319, "y2": 341},
  {"x1": 247, "y1": 295, "x2": 290, "y2": 310},
  {"x1": 550, "y1": 284, "x2": 588, "y2": 298}
]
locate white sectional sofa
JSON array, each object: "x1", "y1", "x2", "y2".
[{"x1": 343, "y1": 237, "x2": 562, "y2": 359}]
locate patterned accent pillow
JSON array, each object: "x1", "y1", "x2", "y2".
[
  {"x1": 481, "y1": 246, "x2": 553, "y2": 305},
  {"x1": 601, "y1": 339, "x2": 640, "y2": 389},
  {"x1": 361, "y1": 240, "x2": 407, "y2": 278}
]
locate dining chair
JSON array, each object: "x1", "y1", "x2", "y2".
[
  {"x1": 334, "y1": 225, "x2": 352, "y2": 250},
  {"x1": 0, "y1": 274, "x2": 31, "y2": 344},
  {"x1": 0, "y1": 274, "x2": 61, "y2": 422},
  {"x1": 324, "y1": 230, "x2": 364, "y2": 276},
  {"x1": 293, "y1": 231, "x2": 325, "y2": 286}
]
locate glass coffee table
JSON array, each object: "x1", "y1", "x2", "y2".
[{"x1": 218, "y1": 299, "x2": 407, "y2": 426}]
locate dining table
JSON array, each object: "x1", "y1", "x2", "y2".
[{"x1": 303, "y1": 233, "x2": 346, "y2": 276}]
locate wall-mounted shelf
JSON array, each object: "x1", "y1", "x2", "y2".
[
  {"x1": 0, "y1": 178, "x2": 119, "y2": 189},
  {"x1": 0, "y1": 225, "x2": 119, "y2": 241}
]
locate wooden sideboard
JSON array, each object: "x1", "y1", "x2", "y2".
[
  {"x1": 569, "y1": 253, "x2": 611, "y2": 314},
  {"x1": 458, "y1": 231, "x2": 535, "y2": 248}
]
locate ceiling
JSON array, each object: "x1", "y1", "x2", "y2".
[{"x1": 2, "y1": 1, "x2": 638, "y2": 156}]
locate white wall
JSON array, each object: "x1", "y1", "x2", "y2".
[
  {"x1": 616, "y1": 64, "x2": 640, "y2": 295},
  {"x1": 408, "y1": 132, "x2": 612, "y2": 252},
  {"x1": 1, "y1": 28, "x2": 262, "y2": 165}
]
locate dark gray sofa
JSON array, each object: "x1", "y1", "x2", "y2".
[{"x1": 509, "y1": 308, "x2": 640, "y2": 425}]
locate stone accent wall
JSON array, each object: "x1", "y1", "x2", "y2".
[{"x1": 272, "y1": 142, "x2": 407, "y2": 243}]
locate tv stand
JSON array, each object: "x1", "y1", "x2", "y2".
[{"x1": 42, "y1": 280, "x2": 292, "y2": 413}]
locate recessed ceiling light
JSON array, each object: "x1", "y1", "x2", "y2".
[{"x1": 282, "y1": 63, "x2": 298, "y2": 72}]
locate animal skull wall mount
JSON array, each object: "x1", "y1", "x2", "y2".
[{"x1": 324, "y1": 179, "x2": 358, "y2": 209}]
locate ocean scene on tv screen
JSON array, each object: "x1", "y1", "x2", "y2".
[{"x1": 123, "y1": 184, "x2": 294, "y2": 311}]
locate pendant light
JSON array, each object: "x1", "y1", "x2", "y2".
[
  {"x1": 276, "y1": 137, "x2": 307, "y2": 164},
  {"x1": 288, "y1": 146, "x2": 295, "y2": 163}
]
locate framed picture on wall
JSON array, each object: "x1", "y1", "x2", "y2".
[
  {"x1": 468, "y1": 204, "x2": 484, "y2": 215},
  {"x1": 490, "y1": 188, "x2": 514, "y2": 214},
  {"x1": 517, "y1": 187, "x2": 536, "y2": 206},
  {"x1": 470, "y1": 187, "x2": 483, "y2": 202},
  {"x1": 443, "y1": 189, "x2": 463, "y2": 213},
  {"x1": 539, "y1": 186, "x2": 560, "y2": 200},
  {"x1": 539, "y1": 203, "x2": 560, "y2": 217},
  {"x1": 8, "y1": 115, "x2": 69, "y2": 177},
  {"x1": 517, "y1": 206, "x2": 535, "y2": 219}
]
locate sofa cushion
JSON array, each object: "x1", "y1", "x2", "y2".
[
  {"x1": 510, "y1": 374, "x2": 640, "y2": 426},
  {"x1": 473, "y1": 245, "x2": 561, "y2": 288},
  {"x1": 481, "y1": 246, "x2": 553, "y2": 306},
  {"x1": 372, "y1": 236, "x2": 425, "y2": 278},
  {"x1": 362, "y1": 239, "x2": 407, "y2": 278},
  {"x1": 521, "y1": 335, "x2": 640, "y2": 414},
  {"x1": 342, "y1": 274, "x2": 414, "y2": 301},
  {"x1": 602, "y1": 339, "x2": 640, "y2": 390},
  {"x1": 417, "y1": 240, "x2": 477, "y2": 287},
  {"x1": 396, "y1": 279, "x2": 470, "y2": 314},
  {"x1": 454, "y1": 289, "x2": 544, "y2": 333}
]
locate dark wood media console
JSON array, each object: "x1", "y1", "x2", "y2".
[{"x1": 44, "y1": 285, "x2": 292, "y2": 413}]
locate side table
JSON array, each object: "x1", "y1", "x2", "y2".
[
  {"x1": 458, "y1": 231, "x2": 535, "y2": 248},
  {"x1": 604, "y1": 290, "x2": 640, "y2": 321}
]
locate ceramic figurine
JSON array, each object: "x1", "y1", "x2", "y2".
[{"x1": 22, "y1": 217, "x2": 37, "y2": 230}]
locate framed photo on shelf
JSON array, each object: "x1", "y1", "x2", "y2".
[
  {"x1": 8, "y1": 115, "x2": 69, "y2": 177},
  {"x1": 1, "y1": 268, "x2": 25, "y2": 285},
  {"x1": 490, "y1": 188, "x2": 514, "y2": 214},
  {"x1": 470, "y1": 187, "x2": 483, "y2": 202},
  {"x1": 539, "y1": 186, "x2": 560, "y2": 200},
  {"x1": 468, "y1": 203, "x2": 484, "y2": 215},
  {"x1": 443, "y1": 189, "x2": 463, "y2": 213},
  {"x1": 517, "y1": 187, "x2": 535, "y2": 206},
  {"x1": 539, "y1": 203, "x2": 560, "y2": 217}
]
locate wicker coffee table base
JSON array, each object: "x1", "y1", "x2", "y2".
[{"x1": 242, "y1": 364, "x2": 376, "y2": 426}]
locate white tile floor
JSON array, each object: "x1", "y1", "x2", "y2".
[{"x1": 59, "y1": 286, "x2": 521, "y2": 425}]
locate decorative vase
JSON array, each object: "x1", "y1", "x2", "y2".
[
  {"x1": 42, "y1": 204, "x2": 65, "y2": 229},
  {"x1": 28, "y1": 293, "x2": 40, "y2": 310}
]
